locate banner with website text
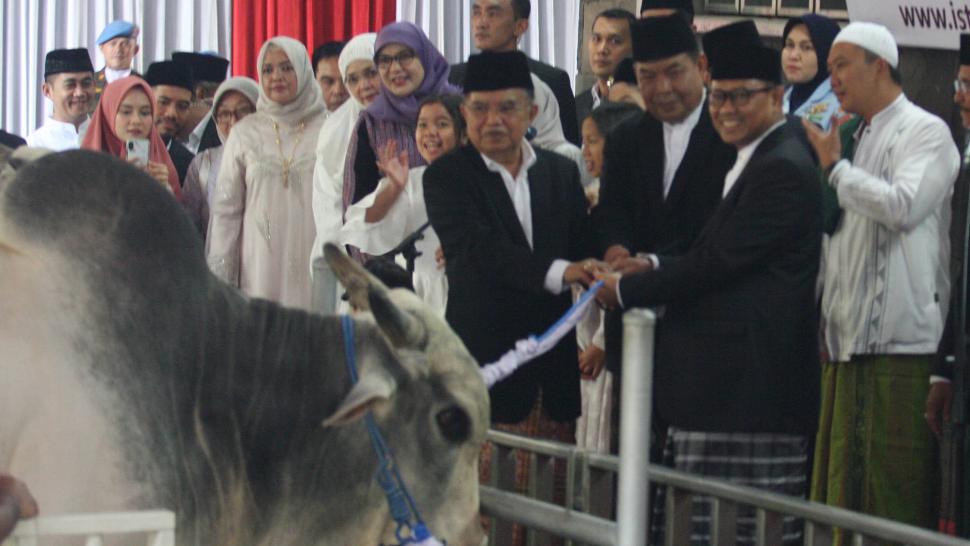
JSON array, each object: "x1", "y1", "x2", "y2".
[{"x1": 847, "y1": 0, "x2": 969, "y2": 50}]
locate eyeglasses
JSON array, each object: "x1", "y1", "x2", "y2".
[
  {"x1": 376, "y1": 50, "x2": 417, "y2": 71},
  {"x1": 709, "y1": 86, "x2": 775, "y2": 108},
  {"x1": 215, "y1": 106, "x2": 255, "y2": 123},
  {"x1": 955, "y1": 79, "x2": 970, "y2": 94},
  {"x1": 464, "y1": 100, "x2": 529, "y2": 117},
  {"x1": 346, "y1": 66, "x2": 379, "y2": 87}
]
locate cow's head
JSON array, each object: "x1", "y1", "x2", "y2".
[{"x1": 321, "y1": 243, "x2": 489, "y2": 546}]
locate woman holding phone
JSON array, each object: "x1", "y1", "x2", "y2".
[{"x1": 81, "y1": 76, "x2": 181, "y2": 199}]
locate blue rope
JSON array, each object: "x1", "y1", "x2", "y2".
[
  {"x1": 536, "y1": 280, "x2": 604, "y2": 343},
  {"x1": 340, "y1": 315, "x2": 434, "y2": 545}
]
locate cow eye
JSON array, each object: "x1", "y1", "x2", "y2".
[{"x1": 435, "y1": 406, "x2": 470, "y2": 443}]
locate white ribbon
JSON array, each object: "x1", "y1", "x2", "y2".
[{"x1": 480, "y1": 281, "x2": 604, "y2": 388}]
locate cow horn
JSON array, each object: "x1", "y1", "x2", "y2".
[
  {"x1": 323, "y1": 242, "x2": 387, "y2": 311},
  {"x1": 368, "y1": 286, "x2": 428, "y2": 350}
]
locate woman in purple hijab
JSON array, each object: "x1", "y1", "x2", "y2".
[{"x1": 342, "y1": 22, "x2": 460, "y2": 214}]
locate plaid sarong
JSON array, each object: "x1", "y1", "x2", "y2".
[{"x1": 651, "y1": 428, "x2": 809, "y2": 545}]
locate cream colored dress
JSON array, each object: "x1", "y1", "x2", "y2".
[{"x1": 207, "y1": 110, "x2": 326, "y2": 310}]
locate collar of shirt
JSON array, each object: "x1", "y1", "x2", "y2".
[
  {"x1": 661, "y1": 90, "x2": 706, "y2": 197},
  {"x1": 722, "y1": 118, "x2": 787, "y2": 198},
  {"x1": 43, "y1": 116, "x2": 87, "y2": 135},
  {"x1": 590, "y1": 83, "x2": 604, "y2": 110},
  {"x1": 104, "y1": 67, "x2": 132, "y2": 84},
  {"x1": 480, "y1": 139, "x2": 539, "y2": 248},
  {"x1": 185, "y1": 112, "x2": 212, "y2": 154},
  {"x1": 868, "y1": 93, "x2": 907, "y2": 132}
]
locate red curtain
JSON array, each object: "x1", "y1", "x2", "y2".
[{"x1": 231, "y1": 0, "x2": 396, "y2": 78}]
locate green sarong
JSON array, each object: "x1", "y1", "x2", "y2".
[{"x1": 811, "y1": 356, "x2": 939, "y2": 537}]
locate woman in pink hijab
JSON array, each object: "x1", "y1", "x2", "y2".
[{"x1": 81, "y1": 75, "x2": 182, "y2": 199}]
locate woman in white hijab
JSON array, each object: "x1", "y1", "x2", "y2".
[
  {"x1": 309, "y1": 33, "x2": 379, "y2": 276},
  {"x1": 207, "y1": 36, "x2": 326, "y2": 310},
  {"x1": 529, "y1": 74, "x2": 592, "y2": 188},
  {"x1": 182, "y1": 76, "x2": 259, "y2": 237}
]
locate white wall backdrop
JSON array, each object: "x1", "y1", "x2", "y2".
[
  {"x1": 1, "y1": 0, "x2": 232, "y2": 141},
  {"x1": 396, "y1": 0, "x2": 581, "y2": 92}
]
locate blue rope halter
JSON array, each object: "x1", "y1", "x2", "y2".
[{"x1": 340, "y1": 315, "x2": 439, "y2": 545}]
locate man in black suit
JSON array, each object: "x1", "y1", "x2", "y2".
[
  {"x1": 596, "y1": 21, "x2": 822, "y2": 544},
  {"x1": 172, "y1": 52, "x2": 229, "y2": 155},
  {"x1": 425, "y1": 51, "x2": 596, "y2": 430},
  {"x1": 448, "y1": 0, "x2": 580, "y2": 145},
  {"x1": 596, "y1": 15, "x2": 736, "y2": 378},
  {"x1": 144, "y1": 61, "x2": 196, "y2": 186},
  {"x1": 575, "y1": 8, "x2": 636, "y2": 130}
]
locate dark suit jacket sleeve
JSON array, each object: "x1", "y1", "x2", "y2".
[
  {"x1": 620, "y1": 155, "x2": 817, "y2": 307},
  {"x1": 575, "y1": 89, "x2": 593, "y2": 134},
  {"x1": 934, "y1": 167, "x2": 969, "y2": 379},
  {"x1": 424, "y1": 153, "x2": 564, "y2": 297},
  {"x1": 553, "y1": 70, "x2": 580, "y2": 146},
  {"x1": 594, "y1": 122, "x2": 638, "y2": 255}
]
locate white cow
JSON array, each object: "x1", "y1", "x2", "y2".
[{"x1": 0, "y1": 148, "x2": 489, "y2": 545}]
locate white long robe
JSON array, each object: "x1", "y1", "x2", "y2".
[
  {"x1": 206, "y1": 110, "x2": 325, "y2": 310},
  {"x1": 339, "y1": 165, "x2": 447, "y2": 314}
]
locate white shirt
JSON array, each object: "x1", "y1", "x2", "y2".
[
  {"x1": 480, "y1": 139, "x2": 570, "y2": 295},
  {"x1": 662, "y1": 91, "x2": 705, "y2": 198},
  {"x1": 26, "y1": 117, "x2": 89, "y2": 151},
  {"x1": 589, "y1": 83, "x2": 604, "y2": 111},
  {"x1": 104, "y1": 67, "x2": 131, "y2": 84},
  {"x1": 185, "y1": 112, "x2": 213, "y2": 155},
  {"x1": 823, "y1": 94, "x2": 960, "y2": 361},
  {"x1": 722, "y1": 119, "x2": 787, "y2": 197}
]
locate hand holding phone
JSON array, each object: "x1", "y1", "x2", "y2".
[{"x1": 125, "y1": 139, "x2": 150, "y2": 166}]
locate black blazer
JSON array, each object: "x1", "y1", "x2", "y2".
[
  {"x1": 197, "y1": 117, "x2": 222, "y2": 155},
  {"x1": 450, "y1": 57, "x2": 580, "y2": 146},
  {"x1": 619, "y1": 121, "x2": 823, "y2": 434},
  {"x1": 424, "y1": 145, "x2": 593, "y2": 424},
  {"x1": 596, "y1": 105, "x2": 736, "y2": 257},
  {"x1": 165, "y1": 137, "x2": 195, "y2": 187},
  {"x1": 575, "y1": 87, "x2": 595, "y2": 132}
]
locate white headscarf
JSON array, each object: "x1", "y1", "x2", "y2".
[
  {"x1": 309, "y1": 32, "x2": 378, "y2": 274},
  {"x1": 338, "y1": 33, "x2": 378, "y2": 99},
  {"x1": 256, "y1": 36, "x2": 325, "y2": 125},
  {"x1": 211, "y1": 76, "x2": 260, "y2": 142}
]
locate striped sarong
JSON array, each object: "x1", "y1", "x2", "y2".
[
  {"x1": 811, "y1": 355, "x2": 939, "y2": 540},
  {"x1": 651, "y1": 428, "x2": 809, "y2": 545}
]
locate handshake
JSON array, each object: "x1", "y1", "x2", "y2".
[{"x1": 564, "y1": 246, "x2": 655, "y2": 309}]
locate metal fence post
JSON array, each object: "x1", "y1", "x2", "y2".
[
  {"x1": 616, "y1": 309, "x2": 656, "y2": 546},
  {"x1": 310, "y1": 256, "x2": 339, "y2": 314}
]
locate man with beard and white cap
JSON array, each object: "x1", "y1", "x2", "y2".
[{"x1": 804, "y1": 22, "x2": 960, "y2": 529}]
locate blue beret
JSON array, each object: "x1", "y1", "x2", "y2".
[{"x1": 97, "y1": 21, "x2": 136, "y2": 45}]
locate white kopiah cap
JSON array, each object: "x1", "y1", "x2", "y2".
[{"x1": 833, "y1": 22, "x2": 899, "y2": 69}]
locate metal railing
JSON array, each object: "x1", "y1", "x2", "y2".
[
  {"x1": 3, "y1": 510, "x2": 175, "y2": 546},
  {"x1": 479, "y1": 309, "x2": 970, "y2": 546}
]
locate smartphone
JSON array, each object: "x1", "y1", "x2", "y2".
[{"x1": 126, "y1": 139, "x2": 150, "y2": 166}]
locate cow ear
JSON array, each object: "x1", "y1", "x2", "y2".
[
  {"x1": 323, "y1": 243, "x2": 387, "y2": 311},
  {"x1": 368, "y1": 286, "x2": 428, "y2": 350},
  {"x1": 321, "y1": 371, "x2": 397, "y2": 427}
]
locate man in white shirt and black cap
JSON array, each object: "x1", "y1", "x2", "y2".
[
  {"x1": 27, "y1": 48, "x2": 94, "y2": 151},
  {"x1": 597, "y1": 20, "x2": 822, "y2": 545},
  {"x1": 172, "y1": 51, "x2": 230, "y2": 155},
  {"x1": 805, "y1": 22, "x2": 960, "y2": 530}
]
